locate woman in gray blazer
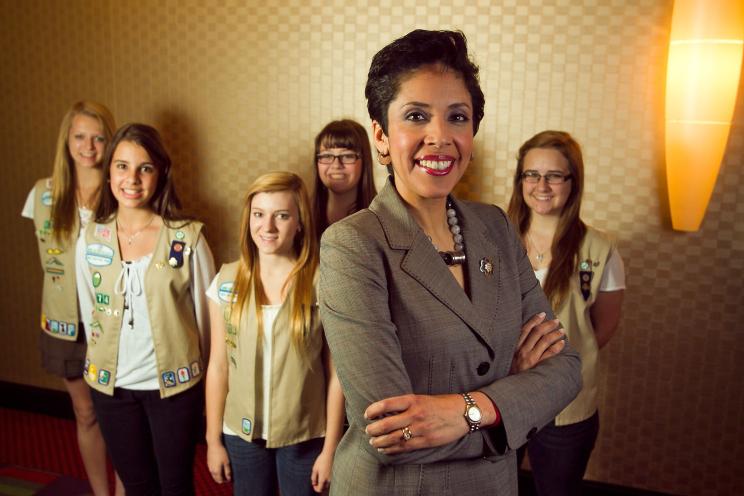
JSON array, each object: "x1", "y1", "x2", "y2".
[{"x1": 319, "y1": 29, "x2": 582, "y2": 495}]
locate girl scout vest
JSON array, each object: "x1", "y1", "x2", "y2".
[
  {"x1": 82, "y1": 216, "x2": 204, "y2": 398},
  {"x1": 32, "y1": 178, "x2": 80, "y2": 342},
  {"x1": 217, "y1": 262, "x2": 327, "y2": 448},
  {"x1": 554, "y1": 227, "x2": 613, "y2": 426}
]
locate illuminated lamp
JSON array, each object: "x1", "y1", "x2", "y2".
[{"x1": 665, "y1": 0, "x2": 744, "y2": 231}]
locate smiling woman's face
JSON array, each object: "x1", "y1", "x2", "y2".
[{"x1": 373, "y1": 64, "x2": 474, "y2": 208}]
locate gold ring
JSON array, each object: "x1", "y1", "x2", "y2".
[{"x1": 401, "y1": 426, "x2": 413, "y2": 441}]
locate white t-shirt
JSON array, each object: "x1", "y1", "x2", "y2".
[
  {"x1": 22, "y1": 186, "x2": 94, "y2": 233},
  {"x1": 76, "y1": 226, "x2": 216, "y2": 390},
  {"x1": 206, "y1": 276, "x2": 280, "y2": 438},
  {"x1": 534, "y1": 248, "x2": 626, "y2": 291}
]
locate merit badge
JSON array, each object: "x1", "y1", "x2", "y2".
[
  {"x1": 218, "y1": 282, "x2": 236, "y2": 303},
  {"x1": 162, "y1": 371, "x2": 177, "y2": 388},
  {"x1": 177, "y1": 367, "x2": 191, "y2": 383},
  {"x1": 59, "y1": 322, "x2": 67, "y2": 335},
  {"x1": 50, "y1": 320, "x2": 59, "y2": 333},
  {"x1": 190, "y1": 361, "x2": 201, "y2": 377},
  {"x1": 92, "y1": 272, "x2": 102, "y2": 287},
  {"x1": 95, "y1": 293, "x2": 110, "y2": 305},
  {"x1": 98, "y1": 369, "x2": 111, "y2": 385},
  {"x1": 68, "y1": 323, "x2": 76, "y2": 337},
  {"x1": 242, "y1": 418, "x2": 252, "y2": 435},
  {"x1": 175, "y1": 230, "x2": 185, "y2": 240},
  {"x1": 94, "y1": 224, "x2": 112, "y2": 241},
  {"x1": 41, "y1": 191, "x2": 52, "y2": 206},
  {"x1": 479, "y1": 257, "x2": 494, "y2": 276},
  {"x1": 85, "y1": 243, "x2": 114, "y2": 267},
  {"x1": 168, "y1": 241, "x2": 186, "y2": 268},
  {"x1": 88, "y1": 364, "x2": 97, "y2": 382},
  {"x1": 579, "y1": 268, "x2": 593, "y2": 301}
]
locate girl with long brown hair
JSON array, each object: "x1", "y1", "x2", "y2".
[
  {"x1": 22, "y1": 101, "x2": 123, "y2": 496},
  {"x1": 205, "y1": 171, "x2": 344, "y2": 495},
  {"x1": 75, "y1": 123, "x2": 215, "y2": 495},
  {"x1": 508, "y1": 130, "x2": 625, "y2": 496}
]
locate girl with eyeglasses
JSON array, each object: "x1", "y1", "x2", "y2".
[
  {"x1": 22, "y1": 101, "x2": 124, "y2": 496},
  {"x1": 312, "y1": 119, "x2": 377, "y2": 239},
  {"x1": 508, "y1": 130, "x2": 625, "y2": 496},
  {"x1": 205, "y1": 171, "x2": 344, "y2": 495}
]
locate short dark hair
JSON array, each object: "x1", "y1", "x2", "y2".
[
  {"x1": 97, "y1": 123, "x2": 185, "y2": 223},
  {"x1": 365, "y1": 29, "x2": 485, "y2": 135}
]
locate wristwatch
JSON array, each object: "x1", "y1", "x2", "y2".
[{"x1": 462, "y1": 392, "x2": 482, "y2": 433}]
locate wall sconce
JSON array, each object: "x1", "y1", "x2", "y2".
[{"x1": 665, "y1": 0, "x2": 743, "y2": 231}]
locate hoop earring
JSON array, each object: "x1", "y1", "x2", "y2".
[{"x1": 377, "y1": 150, "x2": 391, "y2": 166}]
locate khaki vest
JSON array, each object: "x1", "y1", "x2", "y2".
[
  {"x1": 32, "y1": 178, "x2": 80, "y2": 342},
  {"x1": 82, "y1": 216, "x2": 204, "y2": 398},
  {"x1": 217, "y1": 262, "x2": 327, "y2": 448},
  {"x1": 555, "y1": 227, "x2": 614, "y2": 426}
]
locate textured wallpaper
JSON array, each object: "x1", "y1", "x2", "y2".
[{"x1": 1, "y1": 1, "x2": 742, "y2": 494}]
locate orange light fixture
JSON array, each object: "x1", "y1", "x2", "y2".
[{"x1": 665, "y1": 0, "x2": 744, "y2": 231}]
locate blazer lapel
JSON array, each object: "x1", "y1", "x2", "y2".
[{"x1": 370, "y1": 181, "x2": 497, "y2": 356}]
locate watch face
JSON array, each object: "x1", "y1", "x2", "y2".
[{"x1": 467, "y1": 405, "x2": 482, "y2": 422}]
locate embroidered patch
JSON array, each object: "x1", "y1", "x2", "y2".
[
  {"x1": 46, "y1": 267, "x2": 64, "y2": 276},
  {"x1": 59, "y1": 322, "x2": 67, "y2": 335},
  {"x1": 50, "y1": 320, "x2": 59, "y2": 333},
  {"x1": 162, "y1": 371, "x2": 177, "y2": 388},
  {"x1": 41, "y1": 191, "x2": 52, "y2": 206},
  {"x1": 242, "y1": 418, "x2": 252, "y2": 435},
  {"x1": 168, "y1": 241, "x2": 186, "y2": 268},
  {"x1": 92, "y1": 272, "x2": 102, "y2": 287},
  {"x1": 94, "y1": 224, "x2": 112, "y2": 241},
  {"x1": 95, "y1": 293, "x2": 110, "y2": 305},
  {"x1": 46, "y1": 248, "x2": 62, "y2": 255},
  {"x1": 67, "y1": 323, "x2": 76, "y2": 337},
  {"x1": 218, "y1": 282, "x2": 236, "y2": 303},
  {"x1": 88, "y1": 364, "x2": 97, "y2": 382},
  {"x1": 85, "y1": 244, "x2": 115, "y2": 267},
  {"x1": 177, "y1": 367, "x2": 191, "y2": 383},
  {"x1": 175, "y1": 230, "x2": 185, "y2": 240},
  {"x1": 46, "y1": 257, "x2": 64, "y2": 266},
  {"x1": 98, "y1": 369, "x2": 111, "y2": 385},
  {"x1": 190, "y1": 361, "x2": 201, "y2": 377}
]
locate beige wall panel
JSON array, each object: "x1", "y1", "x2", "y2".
[{"x1": 1, "y1": 1, "x2": 742, "y2": 494}]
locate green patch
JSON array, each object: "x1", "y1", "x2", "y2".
[
  {"x1": 92, "y1": 272, "x2": 102, "y2": 288},
  {"x1": 95, "y1": 293, "x2": 110, "y2": 305}
]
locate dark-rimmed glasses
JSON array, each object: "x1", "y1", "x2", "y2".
[
  {"x1": 521, "y1": 171, "x2": 572, "y2": 184},
  {"x1": 316, "y1": 152, "x2": 360, "y2": 165}
]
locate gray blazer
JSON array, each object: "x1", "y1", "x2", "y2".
[{"x1": 319, "y1": 180, "x2": 581, "y2": 495}]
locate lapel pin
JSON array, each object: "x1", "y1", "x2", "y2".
[{"x1": 479, "y1": 257, "x2": 494, "y2": 276}]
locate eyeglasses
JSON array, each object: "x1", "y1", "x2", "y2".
[
  {"x1": 521, "y1": 171, "x2": 572, "y2": 184},
  {"x1": 316, "y1": 152, "x2": 360, "y2": 165}
]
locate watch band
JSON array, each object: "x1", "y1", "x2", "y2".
[{"x1": 462, "y1": 392, "x2": 482, "y2": 433}]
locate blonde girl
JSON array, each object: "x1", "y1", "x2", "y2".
[
  {"x1": 22, "y1": 101, "x2": 123, "y2": 496},
  {"x1": 206, "y1": 171, "x2": 344, "y2": 495}
]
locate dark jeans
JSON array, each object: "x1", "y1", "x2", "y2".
[
  {"x1": 91, "y1": 384, "x2": 204, "y2": 496},
  {"x1": 223, "y1": 434, "x2": 323, "y2": 496},
  {"x1": 519, "y1": 410, "x2": 600, "y2": 496}
]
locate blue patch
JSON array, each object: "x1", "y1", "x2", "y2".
[
  {"x1": 218, "y1": 282, "x2": 236, "y2": 303},
  {"x1": 50, "y1": 320, "x2": 59, "y2": 333},
  {"x1": 68, "y1": 323, "x2": 76, "y2": 337},
  {"x1": 162, "y1": 371, "x2": 177, "y2": 388},
  {"x1": 41, "y1": 191, "x2": 52, "y2": 206},
  {"x1": 168, "y1": 241, "x2": 186, "y2": 268},
  {"x1": 85, "y1": 243, "x2": 115, "y2": 267}
]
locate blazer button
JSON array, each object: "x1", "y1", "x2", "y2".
[
  {"x1": 477, "y1": 362, "x2": 490, "y2": 376},
  {"x1": 527, "y1": 427, "x2": 538, "y2": 439}
]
